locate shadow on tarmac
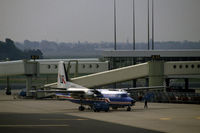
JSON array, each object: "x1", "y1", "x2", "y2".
[
  {"x1": 0, "y1": 113, "x2": 164, "y2": 133},
  {"x1": 59, "y1": 107, "x2": 170, "y2": 113}
]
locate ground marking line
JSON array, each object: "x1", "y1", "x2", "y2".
[
  {"x1": 196, "y1": 117, "x2": 200, "y2": 120},
  {"x1": 0, "y1": 125, "x2": 68, "y2": 127},
  {"x1": 159, "y1": 117, "x2": 171, "y2": 120},
  {"x1": 40, "y1": 119, "x2": 87, "y2": 121}
]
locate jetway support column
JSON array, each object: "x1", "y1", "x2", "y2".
[
  {"x1": 184, "y1": 78, "x2": 189, "y2": 90},
  {"x1": 165, "y1": 78, "x2": 170, "y2": 87},
  {"x1": 132, "y1": 58, "x2": 137, "y2": 88},
  {"x1": 165, "y1": 78, "x2": 170, "y2": 91},
  {"x1": 148, "y1": 61, "x2": 164, "y2": 87},
  {"x1": 24, "y1": 60, "x2": 40, "y2": 96},
  {"x1": 6, "y1": 76, "x2": 11, "y2": 95},
  {"x1": 26, "y1": 76, "x2": 32, "y2": 96},
  {"x1": 132, "y1": 79, "x2": 137, "y2": 87},
  {"x1": 145, "y1": 78, "x2": 149, "y2": 87}
]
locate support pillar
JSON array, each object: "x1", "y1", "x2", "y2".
[
  {"x1": 132, "y1": 79, "x2": 137, "y2": 87},
  {"x1": 165, "y1": 78, "x2": 170, "y2": 92},
  {"x1": 184, "y1": 78, "x2": 189, "y2": 90},
  {"x1": 26, "y1": 76, "x2": 32, "y2": 96},
  {"x1": 145, "y1": 78, "x2": 149, "y2": 87},
  {"x1": 132, "y1": 58, "x2": 137, "y2": 88},
  {"x1": 165, "y1": 78, "x2": 170, "y2": 87},
  {"x1": 148, "y1": 61, "x2": 164, "y2": 87},
  {"x1": 24, "y1": 60, "x2": 39, "y2": 97},
  {"x1": 6, "y1": 76, "x2": 11, "y2": 95}
]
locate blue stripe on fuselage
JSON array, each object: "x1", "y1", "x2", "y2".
[{"x1": 56, "y1": 93, "x2": 134, "y2": 106}]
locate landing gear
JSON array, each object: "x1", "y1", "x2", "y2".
[
  {"x1": 127, "y1": 106, "x2": 131, "y2": 111},
  {"x1": 78, "y1": 106, "x2": 85, "y2": 111},
  {"x1": 112, "y1": 107, "x2": 118, "y2": 110},
  {"x1": 79, "y1": 96, "x2": 85, "y2": 111}
]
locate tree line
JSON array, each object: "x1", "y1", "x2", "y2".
[{"x1": 0, "y1": 38, "x2": 43, "y2": 61}]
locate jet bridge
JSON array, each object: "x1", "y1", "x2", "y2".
[
  {"x1": 71, "y1": 60, "x2": 200, "y2": 89},
  {"x1": 71, "y1": 62, "x2": 149, "y2": 88},
  {"x1": 0, "y1": 59, "x2": 108, "y2": 96}
]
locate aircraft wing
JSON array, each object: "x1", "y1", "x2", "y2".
[
  {"x1": 35, "y1": 88, "x2": 87, "y2": 94},
  {"x1": 43, "y1": 82, "x2": 57, "y2": 88},
  {"x1": 124, "y1": 86, "x2": 165, "y2": 91}
]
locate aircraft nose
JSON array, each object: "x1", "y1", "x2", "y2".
[
  {"x1": 128, "y1": 97, "x2": 135, "y2": 105},
  {"x1": 131, "y1": 100, "x2": 135, "y2": 105}
]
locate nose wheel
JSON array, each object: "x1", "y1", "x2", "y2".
[
  {"x1": 79, "y1": 106, "x2": 85, "y2": 111},
  {"x1": 79, "y1": 96, "x2": 85, "y2": 111}
]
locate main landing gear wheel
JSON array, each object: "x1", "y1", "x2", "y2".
[
  {"x1": 79, "y1": 106, "x2": 85, "y2": 111},
  {"x1": 127, "y1": 106, "x2": 131, "y2": 111}
]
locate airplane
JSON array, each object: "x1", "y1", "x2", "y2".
[{"x1": 45, "y1": 61, "x2": 135, "y2": 112}]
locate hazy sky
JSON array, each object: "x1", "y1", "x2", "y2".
[{"x1": 0, "y1": 0, "x2": 200, "y2": 43}]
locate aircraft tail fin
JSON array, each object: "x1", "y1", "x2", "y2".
[{"x1": 57, "y1": 61, "x2": 69, "y2": 88}]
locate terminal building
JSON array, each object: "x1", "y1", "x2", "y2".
[{"x1": 102, "y1": 50, "x2": 200, "y2": 69}]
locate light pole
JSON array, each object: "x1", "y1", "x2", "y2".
[
  {"x1": 147, "y1": 0, "x2": 150, "y2": 50},
  {"x1": 114, "y1": 0, "x2": 117, "y2": 50},
  {"x1": 152, "y1": 0, "x2": 154, "y2": 50},
  {"x1": 133, "y1": 0, "x2": 135, "y2": 50}
]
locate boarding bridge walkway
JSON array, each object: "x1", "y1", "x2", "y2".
[
  {"x1": 71, "y1": 62, "x2": 149, "y2": 88},
  {"x1": 0, "y1": 59, "x2": 109, "y2": 76},
  {"x1": 72, "y1": 61, "x2": 200, "y2": 88}
]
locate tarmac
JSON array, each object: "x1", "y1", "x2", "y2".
[{"x1": 0, "y1": 90, "x2": 200, "y2": 133}]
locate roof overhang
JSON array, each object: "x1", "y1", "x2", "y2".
[{"x1": 102, "y1": 50, "x2": 200, "y2": 57}]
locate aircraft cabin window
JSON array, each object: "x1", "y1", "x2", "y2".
[
  {"x1": 89, "y1": 64, "x2": 92, "y2": 68},
  {"x1": 54, "y1": 65, "x2": 57, "y2": 69},
  {"x1": 191, "y1": 64, "x2": 194, "y2": 68},
  {"x1": 47, "y1": 65, "x2": 51, "y2": 69},
  {"x1": 185, "y1": 65, "x2": 188, "y2": 68},
  {"x1": 82, "y1": 64, "x2": 85, "y2": 68},
  {"x1": 173, "y1": 65, "x2": 176, "y2": 69},
  {"x1": 198, "y1": 64, "x2": 200, "y2": 68},
  {"x1": 179, "y1": 65, "x2": 182, "y2": 69},
  {"x1": 96, "y1": 64, "x2": 99, "y2": 68}
]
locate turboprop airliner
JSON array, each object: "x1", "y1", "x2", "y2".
[{"x1": 51, "y1": 61, "x2": 135, "y2": 111}]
